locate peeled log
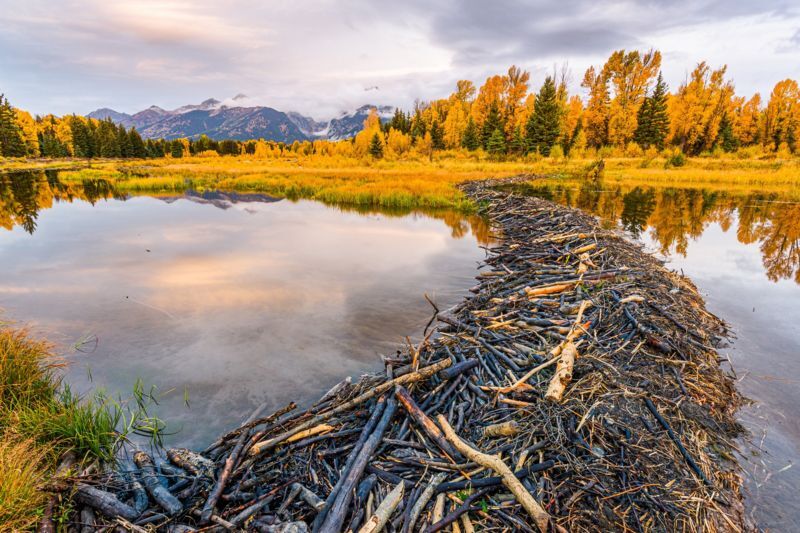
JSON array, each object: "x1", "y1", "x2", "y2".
[
  {"x1": 357, "y1": 481, "x2": 404, "y2": 533},
  {"x1": 483, "y1": 421, "x2": 520, "y2": 438},
  {"x1": 545, "y1": 340, "x2": 577, "y2": 402},
  {"x1": 436, "y1": 415, "x2": 550, "y2": 532}
]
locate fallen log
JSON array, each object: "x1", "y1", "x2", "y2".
[{"x1": 133, "y1": 452, "x2": 183, "y2": 516}]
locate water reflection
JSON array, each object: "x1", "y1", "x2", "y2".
[
  {"x1": 504, "y1": 180, "x2": 800, "y2": 283},
  {"x1": 0, "y1": 171, "x2": 490, "y2": 447}
]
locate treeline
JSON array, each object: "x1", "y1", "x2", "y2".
[
  {"x1": 2, "y1": 49, "x2": 799, "y2": 161},
  {"x1": 375, "y1": 50, "x2": 799, "y2": 158}
]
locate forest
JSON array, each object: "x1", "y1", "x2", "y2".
[{"x1": 1, "y1": 49, "x2": 799, "y2": 163}]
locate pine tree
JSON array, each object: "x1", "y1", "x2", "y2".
[
  {"x1": 390, "y1": 109, "x2": 409, "y2": 133},
  {"x1": 461, "y1": 116, "x2": 479, "y2": 151},
  {"x1": 129, "y1": 128, "x2": 147, "y2": 158},
  {"x1": 481, "y1": 103, "x2": 504, "y2": 149},
  {"x1": 634, "y1": 73, "x2": 670, "y2": 149},
  {"x1": 486, "y1": 128, "x2": 506, "y2": 157},
  {"x1": 633, "y1": 98, "x2": 652, "y2": 148},
  {"x1": 509, "y1": 126, "x2": 526, "y2": 155},
  {"x1": 0, "y1": 94, "x2": 27, "y2": 157},
  {"x1": 525, "y1": 76, "x2": 561, "y2": 156},
  {"x1": 430, "y1": 120, "x2": 445, "y2": 150},
  {"x1": 368, "y1": 132, "x2": 384, "y2": 158},
  {"x1": 716, "y1": 113, "x2": 738, "y2": 152},
  {"x1": 117, "y1": 124, "x2": 132, "y2": 157}
]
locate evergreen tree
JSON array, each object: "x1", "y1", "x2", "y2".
[
  {"x1": 481, "y1": 103, "x2": 504, "y2": 149},
  {"x1": 486, "y1": 128, "x2": 506, "y2": 157},
  {"x1": 170, "y1": 139, "x2": 184, "y2": 158},
  {"x1": 129, "y1": 128, "x2": 147, "y2": 158},
  {"x1": 368, "y1": 132, "x2": 384, "y2": 158},
  {"x1": 430, "y1": 120, "x2": 445, "y2": 150},
  {"x1": 461, "y1": 116, "x2": 479, "y2": 151},
  {"x1": 509, "y1": 126, "x2": 526, "y2": 155},
  {"x1": 117, "y1": 124, "x2": 132, "y2": 157},
  {"x1": 633, "y1": 98, "x2": 652, "y2": 147},
  {"x1": 0, "y1": 94, "x2": 27, "y2": 157},
  {"x1": 390, "y1": 109, "x2": 409, "y2": 133},
  {"x1": 525, "y1": 76, "x2": 561, "y2": 156},
  {"x1": 410, "y1": 109, "x2": 426, "y2": 139},
  {"x1": 634, "y1": 72, "x2": 670, "y2": 149},
  {"x1": 716, "y1": 113, "x2": 738, "y2": 152}
]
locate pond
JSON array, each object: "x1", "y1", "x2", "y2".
[
  {"x1": 503, "y1": 178, "x2": 800, "y2": 530},
  {"x1": 0, "y1": 171, "x2": 490, "y2": 448}
]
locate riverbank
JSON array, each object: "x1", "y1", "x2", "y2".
[
  {"x1": 4, "y1": 152, "x2": 800, "y2": 210},
  {"x1": 51, "y1": 175, "x2": 748, "y2": 531}
]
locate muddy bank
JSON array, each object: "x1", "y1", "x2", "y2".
[{"x1": 56, "y1": 176, "x2": 748, "y2": 532}]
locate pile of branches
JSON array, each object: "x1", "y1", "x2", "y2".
[{"x1": 56, "y1": 176, "x2": 748, "y2": 532}]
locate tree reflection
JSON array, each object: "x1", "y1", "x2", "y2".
[
  {"x1": 0, "y1": 171, "x2": 120, "y2": 234},
  {"x1": 515, "y1": 179, "x2": 800, "y2": 285}
]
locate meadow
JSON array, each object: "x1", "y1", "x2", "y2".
[{"x1": 40, "y1": 149, "x2": 800, "y2": 210}]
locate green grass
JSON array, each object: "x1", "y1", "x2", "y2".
[{"x1": 0, "y1": 326, "x2": 166, "y2": 530}]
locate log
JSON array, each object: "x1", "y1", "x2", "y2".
[
  {"x1": 317, "y1": 396, "x2": 398, "y2": 533},
  {"x1": 133, "y1": 452, "x2": 183, "y2": 516},
  {"x1": 73, "y1": 484, "x2": 140, "y2": 521},
  {"x1": 436, "y1": 415, "x2": 550, "y2": 532},
  {"x1": 167, "y1": 448, "x2": 215, "y2": 477},
  {"x1": 249, "y1": 359, "x2": 449, "y2": 456},
  {"x1": 438, "y1": 359, "x2": 479, "y2": 380},
  {"x1": 394, "y1": 385, "x2": 460, "y2": 460},
  {"x1": 313, "y1": 397, "x2": 387, "y2": 530},
  {"x1": 544, "y1": 340, "x2": 578, "y2": 402},
  {"x1": 357, "y1": 481, "x2": 404, "y2": 533}
]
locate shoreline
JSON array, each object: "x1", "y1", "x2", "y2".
[{"x1": 56, "y1": 175, "x2": 748, "y2": 531}]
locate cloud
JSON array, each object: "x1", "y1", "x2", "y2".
[{"x1": 0, "y1": 0, "x2": 798, "y2": 118}]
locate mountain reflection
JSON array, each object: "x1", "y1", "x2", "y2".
[
  {"x1": 0, "y1": 171, "x2": 491, "y2": 245},
  {"x1": 503, "y1": 180, "x2": 800, "y2": 284}
]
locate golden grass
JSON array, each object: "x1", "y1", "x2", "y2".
[
  {"x1": 51, "y1": 151, "x2": 800, "y2": 209},
  {"x1": 0, "y1": 327, "x2": 120, "y2": 531},
  {"x1": 0, "y1": 435, "x2": 49, "y2": 532}
]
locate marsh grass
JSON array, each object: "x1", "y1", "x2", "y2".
[
  {"x1": 56, "y1": 152, "x2": 800, "y2": 208},
  {"x1": 0, "y1": 327, "x2": 166, "y2": 530}
]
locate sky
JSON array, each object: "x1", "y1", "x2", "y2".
[{"x1": 1, "y1": 0, "x2": 799, "y2": 119}]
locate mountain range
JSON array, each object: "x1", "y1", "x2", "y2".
[{"x1": 87, "y1": 97, "x2": 394, "y2": 142}]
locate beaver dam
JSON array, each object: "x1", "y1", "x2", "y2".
[{"x1": 53, "y1": 176, "x2": 747, "y2": 532}]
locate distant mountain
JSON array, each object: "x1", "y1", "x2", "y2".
[
  {"x1": 286, "y1": 112, "x2": 327, "y2": 137},
  {"x1": 87, "y1": 99, "x2": 395, "y2": 142},
  {"x1": 87, "y1": 108, "x2": 133, "y2": 127},
  {"x1": 326, "y1": 105, "x2": 394, "y2": 140}
]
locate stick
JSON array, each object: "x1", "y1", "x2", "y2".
[
  {"x1": 405, "y1": 473, "x2": 447, "y2": 533},
  {"x1": 249, "y1": 358, "x2": 449, "y2": 456},
  {"x1": 318, "y1": 396, "x2": 398, "y2": 533},
  {"x1": 313, "y1": 397, "x2": 387, "y2": 530},
  {"x1": 644, "y1": 397, "x2": 711, "y2": 486},
  {"x1": 357, "y1": 481, "x2": 404, "y2": 533},
  {"x1": 395, "y1": 385, "x2": 460, "y2": 460},
  {"x1": 436, "y1": 415, "x2": 550, "y2": 532}
]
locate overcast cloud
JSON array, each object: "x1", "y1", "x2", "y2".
[{"x1": 0, "y1": 0, "x2": 798, "y2": 119}]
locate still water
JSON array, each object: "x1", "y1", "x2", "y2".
[
  {"x1": 505, "y1": 179, "x2": 800, "y2": 530},
  {"x1": 0, "y1": 172, "x2": 489, "y2": 447}
]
